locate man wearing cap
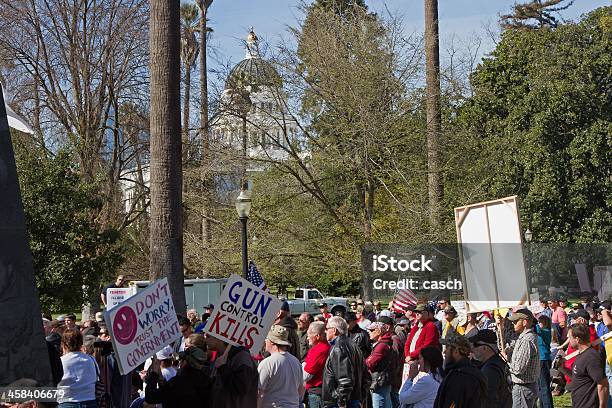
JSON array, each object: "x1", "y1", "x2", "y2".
[
  {"x1": 434, "y1": 334, "x2": 487, "y2": 408},
  {"x1": 346, "y1": 312, "x2": 371, "y2": 359},
  {"x1": 366, "y1": 320, "x2": 394, "y2": 408},
  {"x1": 318, "y1": 302, "x2": 333, "y2": 323},
  {"x1": 303, "y1": 321, "x2": 331, "y2": 408},
  {"x1": 441, "y1": 306, "x2": 463, "y2": 339},
  {"x1": 404, "y1": 304, "x2": 440, "y2": 363},
  {"x1": 504, "y1": 309, "x2": 540, "y2": 408},
  {"x1": 258, "y1": 325, "x2": 305, "y2": 408},
  {"x1": 145, "y1": 346, "x2": 212, "y2": 407},
  {"x1": 323, "y1": 316, "x2": 370, "y2": 408},
  {"x1": 558, "y1": 323, "x2": 609, "y2": 408},
  {"x1": 275, "y1": 301, "x2": 301, "y2": 360},
  {"x1": 470, "y1": 329, "x2": 512, "y2": 408}
]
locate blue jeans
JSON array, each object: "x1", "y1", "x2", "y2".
[
  {"x1": 390, "y1": 387, "x2": 400, "y2": 408},
  {"x1": 308, "y1": 392, "x2": 323, "y2": 408},
  {"x1": 371, "y1": 384, "x2": 392, "y2": 408},
  {"x1": 59, "y1": 401, "x2": 97, "y2": 408},
  {"x1": 538, "y1": 360, "x2": 553, "y2": 408},
  {"x1": 328, "y1": 402, "x2": 361, "y2": 408},
  {"x1": 606, "y1": 361, "x2": 612, "y2": 408}
]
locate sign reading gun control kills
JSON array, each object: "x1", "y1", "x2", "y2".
[
  {"x1": 203, "y1": 274, "x2": 281, "y2": 354},
  {"x1": 105, "y1": 278, "x2": 180, "y2": 375}
]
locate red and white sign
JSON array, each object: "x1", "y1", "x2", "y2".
[
  {"x1": 106, "y1": 287, "x2": 133, "y2": 310},
  {"x1": 203, "y1": 274, "x2": 281, "y2": 354},
  {"x1": 105, "y1": 278, "x2": 180, "y2": 375}
]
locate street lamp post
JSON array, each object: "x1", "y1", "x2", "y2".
[
  {"x1": 525, "y1": 229, "x2": 533, "y2": 287},
  {"x1": 235, "y1": 189, "x2": 252, "y2": 278}
]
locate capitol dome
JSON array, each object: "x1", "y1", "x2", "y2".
[{"x1": 225, "y1": 30, "x2": 282, "y2": 90}]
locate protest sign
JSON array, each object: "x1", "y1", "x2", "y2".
[
  {"x1": 203, "y1": 274, "x2": 281, "y2": 354},
  {"x1": 105, "y1": 278, "x2": 180, "y2": 375},
  {"x1": 455, "y1": 196, "x2": 530, "y2": 312},
  {"x1": 106, "y1": 287, "x2": 133, "y2": 310}
]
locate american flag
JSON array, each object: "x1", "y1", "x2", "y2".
[
  {"x1": 247, "y1": 261, "x2": 267, "y2": 291},
  {"x1": 392, "y1": 288, "x2": 418, "y2": 313}
]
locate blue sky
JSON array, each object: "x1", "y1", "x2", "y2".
[{"x1": 202, "y1": 0, "x2": 610, "y2": 71}]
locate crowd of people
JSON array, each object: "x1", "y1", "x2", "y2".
[{"x1": 20, "y1": 292, "x2": 612, "y2": 408}]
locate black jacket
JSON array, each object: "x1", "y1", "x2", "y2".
[
  {"x1": 323, "y1": 335, "x2": 371, "y2": 407},
  {"x1": 298, "y1": 330, "x2": 310, "y2": 361},
  {"x1": 349, "y1": 324, "x2": 372, "y2": 358},
  {"x1": 277, "y1": 315, "x2": 301, "y2": 360},
  {"x1": 481, "y1": 354, "x2": 512, "y2": 408},
  {"x1": 145, "y1": 365, "x2": 213, "y2": 408},
  {"x1": 433, "y1": 357, "x2": 487, "y2": 408}
]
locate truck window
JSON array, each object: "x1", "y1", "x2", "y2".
[
  {"x1": 308, "y1": 290, "x2": 322, "y2": 300},
  {"x1": 295, "y1": 289, "x2": 304, "y2": 299}
]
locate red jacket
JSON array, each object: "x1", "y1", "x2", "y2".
[
  {"x1": 365, "y1": 332, "x2": 393, "y2": 372},
  {"x1": 404, "y1": 319, "x2": 440, "y2": 359}
]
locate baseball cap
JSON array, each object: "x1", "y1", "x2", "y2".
[
  {"x1": 573, "y1": 309, "x2": 590, "y2": 320},
  {"x1": 156, "y1": 345, "x2": 174, "y2": 360},
  {"x1": 367, "y1": 322, "x2": 385, "y2": 331},
  {"x1": 203, "y1": 304, "x2": 214, "y2": 310},
  {"x1": 468, "y1": 329, "x2": 498, "y2": 346},
  {"x1": 443, "y1": 306, "x2": 457, "y2": 314},
  {"x1": 508, "y1": 308, "x2": 535, "y2": 322},
  {"x1": 280, "y1": 301, "x2": 290, "y2": 312},
  {"x1": 397, "y1": 318, "x2": 410, "y2": 326},
  {"x1": 345, "y1": 312, "x2": 357, "y2": 322},
  {"x1": 266, "y1": 325, "x2": 292, "y2": 346},
  {"x1": 316, "y1": 302, "x2": 328, "y2": 308},
  {"x1": 178, "y1": 346, "x2": 206, "y2": 370},
  {"x1": 414, "y1": 304, "x2": 434, "y2": 313},
  {"x1": 377, "y1": 316, "x2": 394, "y2": 326}
]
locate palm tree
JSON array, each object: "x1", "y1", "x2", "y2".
[
  {"x1": 149, "y1": 0, "x2": 186, "y2": 313},
  {"x1": 198, "y1": 0, "x2": 213, "y2": 250},
  {"x1": 180, "y1": 3, "x2": 200, "y2": 162},
  {"x1": 424, "y1": 0, "x2": 442, "y2": 232}
]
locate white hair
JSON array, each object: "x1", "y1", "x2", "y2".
[
  {"x1": 327, "y1": 316, "x2": 348, "y2": 335},
  {"x1": 308, "y1": 321, "x2": 326, "y2": 336}
]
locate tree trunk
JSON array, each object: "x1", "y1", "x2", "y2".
[
  {"x1": 424, "y1": 0, "x2": 442, "y2": 231},
  {"x1": 183, "y1": 65, "x2": 191, "y2": 162},
  {"x1": 149, "y1": 0, "x2": 186, "y2": 314},
  {"x1": 199, "y1": 3, "x2": 211, "y2": 256}
]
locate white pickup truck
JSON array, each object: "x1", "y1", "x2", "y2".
[{"x1": 284, "y1": 287, "x2": 349, "y2": 317}]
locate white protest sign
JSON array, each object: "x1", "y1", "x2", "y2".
[
  {"x1": 105, "y1": 278, "x2": 180, "y2": 375},
  {"x1": 203, "y1": 274, "x2": 281, "y2": 355},
  {"x1": 106, "y1": 287, "x2": 133, "y2": 310},
  {"x1": 454, "y1": 196, "x2": 530, "y2": 312}
]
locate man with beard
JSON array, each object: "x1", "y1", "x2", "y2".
[
  {"x1": 433, "y1": 334, "x2": 486, "y2": 408},
  {"x1": 274, "y1": 301, "x2": 301, "y2": 359},
  {"x1": 298, "y1": 312, "x2": 314, "y2": 361},
  {"x1": 470, "y1": 329, "x2": 512, "y2": 408}
]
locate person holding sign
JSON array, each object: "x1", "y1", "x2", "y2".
[
  {"x1": 144, "y1": 346, "x2": 213, "y2": 408},
  {"x1": 257, "y1": 325, "x2": 305, "y2": 407},
  {"x1": 100, "y1": 275, "x2": 126, "y2": 307},
  {"x1": 207, "y1": 336, "x2": 258, "y2": 408}
]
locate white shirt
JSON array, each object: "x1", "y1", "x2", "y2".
[
  {"x1": 409, "y1": 323, "x2": 423, "y2": 353},
  {"x1": 57, "y1": 352, "x2": 98, "y2": 403},
  {"x1": 258, "y1": 351, "x2": 303, "y2": 408},
  {"x1": 399, "y1": 371, "x2": 441, "y2": 408}
]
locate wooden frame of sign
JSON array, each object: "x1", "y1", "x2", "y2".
[{"x1": 454, "y1": 196, "x2": 531, "y2": 312}]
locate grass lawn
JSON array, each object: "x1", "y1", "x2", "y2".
[{"x1": 553, "y1": 393, "x2": 572, "y2": 408}]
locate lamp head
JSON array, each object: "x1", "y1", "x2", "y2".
[{"x1": 235, "y1": 189, "x2": 252, "y2": 218}]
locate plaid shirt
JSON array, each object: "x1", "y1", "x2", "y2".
[{"x1": 507, "y1": 327, "x2": 541, "y2": 384}]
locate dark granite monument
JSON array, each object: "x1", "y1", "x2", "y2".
[{"x1": 0, "y1": 84, "x2": 53, "y2": 385}]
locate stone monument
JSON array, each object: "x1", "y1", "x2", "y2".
[{"x1": 0, "y1": 84, "x2": 53, "y2": 385}]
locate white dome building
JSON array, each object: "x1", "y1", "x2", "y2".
[{"x1": 211, "y1": 29, "x2": 300, "y2": 172}]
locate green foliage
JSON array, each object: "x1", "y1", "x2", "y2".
[
  {"x1": 15, "y1": 147, "x2": 123, "y2": 312},
  {"x1": 457, "y1": 7, "x2": 612, "y2": 243},
  {"x1": 500, "y1": 0, "x2": 575, "y2": 30}
]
